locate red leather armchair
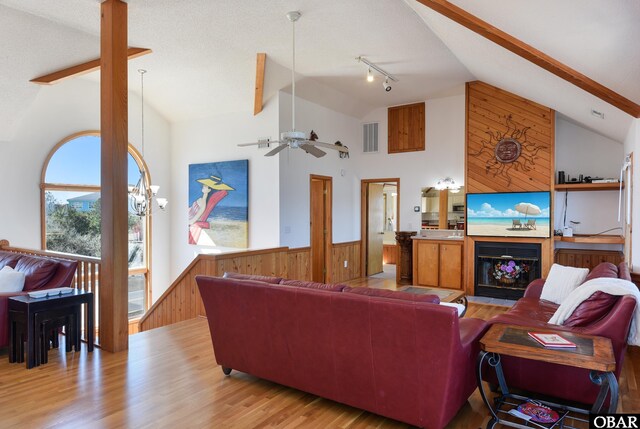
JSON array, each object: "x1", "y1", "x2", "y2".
[
  {"x1": 197, "y1": 275, "x2": 488, "y2": 429},
  {"x1": 0, "y1": 250, "x2": 78, "y2": 348},
  {"x1": 485, "y1": 262, "x2": 637, "y2": 405}
]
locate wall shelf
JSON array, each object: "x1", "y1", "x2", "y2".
[
  {"x1": 554, "y1": 234, "x2": 624, "y2": 244},
  {"x1": 554, "y1": 182, "x2": 622, "y2": 192}
]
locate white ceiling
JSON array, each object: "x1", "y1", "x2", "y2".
[{"x1": 0, "y1": 0, "x2": 638, "y2": 142}]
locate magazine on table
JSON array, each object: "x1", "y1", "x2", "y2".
[
  {"x1": 28, "y1": 287, "x2": 74, "y2": 299},
  {"x1": 528, "y1": 332, "x2": 576, "y2": 348}
]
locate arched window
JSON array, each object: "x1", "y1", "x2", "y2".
[{"x1": 41, "y1": 131, "x2": 151, "y2": 319}]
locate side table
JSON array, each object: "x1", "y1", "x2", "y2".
[
  {"x1": 477, "y1": 324, "x2": 617, "y2": 429},
  {"x1": 8, "y1": 290, "x2": 94, "y2": 369}
]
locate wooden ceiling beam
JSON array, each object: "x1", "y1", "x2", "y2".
[
  {"x1": 415, "y1": 0, "x2": 640, "y2": 118},
  {"x1": 30, "y1": 47, "x2": 151, "y2": 85},
  {"x1": 254, "y1": 53, "x2": 267, "y2": 115}
]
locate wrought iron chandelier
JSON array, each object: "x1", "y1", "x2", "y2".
[{"x1": 129, "y1": 69, "x2": 168, "y2": 216}]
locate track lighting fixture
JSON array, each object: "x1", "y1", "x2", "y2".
[
  {"x1": 367, "y1": 68, "x2": 374, "y2": 82},
  {"x1": 356, "y1": 56, "x2": 398, "y2": 92},
  {"x1": 383, "y1": 77, "x2": 391, "y2": 92}
]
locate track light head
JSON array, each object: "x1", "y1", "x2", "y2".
[
  {"x1": 383, "y1": 77, "x2": 391, "y2": 92},
  {"x1": 367, "y1": 68, "x2": 374, "y2": 82}
]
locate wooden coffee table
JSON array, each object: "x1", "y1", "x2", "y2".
[
  {"x1": 397, "y1": 286, "x2": 467, "y2": 316},
  {"x1": 477, "y1": 324, "x2": 617, "y2": 429},
  {"x1": 397, "y1": 285, "x2": 466, "y2": 303}
]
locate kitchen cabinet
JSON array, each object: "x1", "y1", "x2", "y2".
[{"x1": 412, "y1": 239, "x2": 463, "y2": 290}]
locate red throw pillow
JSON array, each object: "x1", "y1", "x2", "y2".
[
  {"x1": 279, "y1": 279, "x2": 346, "y2": 291},
  {"x1": 583, "y1": 262, "x2": 618, "y2": 283},
  {"x1": 563, "y1": 291, "x2": 620, "y2": 327},
  {"x1": 14, "y1": 256, "x2": 59, "y2": 291},
  {"x1": 343, "y1": 286, "x2": 440, "y2": 304},
  {"x1": 223, "y1": 272, "x2": 283, "y2": 284}
]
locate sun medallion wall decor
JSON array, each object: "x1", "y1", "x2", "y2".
[{"x1": 470, "y1": 115, "x2": 544, "y2": 186}]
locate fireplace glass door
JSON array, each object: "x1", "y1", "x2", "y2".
[{"x1": 475, "y1": 242, "x2": 541, "y2": 300}]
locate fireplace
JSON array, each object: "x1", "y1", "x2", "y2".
[{"x1": 474, "y1": 242, "x2": 541, "y2": 300}]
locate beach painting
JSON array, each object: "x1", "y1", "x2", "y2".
[
  {"x1": 188, "y1": 160, "x2": 248, "y2": 247},
  {"x1": 466, "y1": 192, "x2": 550, "y2": 238}
]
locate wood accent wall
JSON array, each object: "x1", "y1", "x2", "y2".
[
  {"x1": 555, "y1": 248, "x2": 624, "y2": 271},
  {"x1": 466, "y1": 81, "x2": 554, "y2": 192},
  {"x1": 139, "y1": 242, "x2": 361, "y2": 332},
  {"x1": 465, "y1": 81, "x2": 555, "y2": 295},
  {"x1": 388, "y1": 102, "x2": 425, "y2": 154}
]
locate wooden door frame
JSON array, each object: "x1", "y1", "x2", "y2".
[
  {"x1": 310, "y1": 175, "x2": 333, "y2": 283},
  {"x1": 360, "y1": 178, "x2": 400, "y2": 277}
]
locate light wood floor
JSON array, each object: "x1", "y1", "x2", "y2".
[{"x1": 0, "y1": 290, "x2": 637, "y2": 428}]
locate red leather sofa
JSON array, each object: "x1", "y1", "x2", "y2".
[
  {"x1": 0, "y1": 250, "x2": 78, "y2": 348},
  {"x1": 196, "y1": 274, "x2": 488, "y2": 429},
  {"x1": 485, "y1": 262, "x2": 637, "y2": 405}
]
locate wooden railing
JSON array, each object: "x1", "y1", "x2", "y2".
[{"x1": 0, "y1": 239, "x2": 101, "y2": 345}]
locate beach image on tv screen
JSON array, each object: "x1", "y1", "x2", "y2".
[{"x1": 466, "y1": 192, "x2": 550, "y2": 238}]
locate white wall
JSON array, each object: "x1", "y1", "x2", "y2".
[
  {"x1": 0, "y1": 78, "x2": 173, "y2": 301},
  {"x1": 278, "y1": 93, "x2": 361, "y2": 247},
  {"x1": 624, "y1": 118, "x2": 640, "y2": 270},
  {"x1": 356, "y1": 92, "x2": 466, "y2": 233},
  {"x1": 554, "y1": 117, "x2": 624, "y2": 244},
  {"x1": 170, "y1": 96, "x2": 281, "y2": 280}
]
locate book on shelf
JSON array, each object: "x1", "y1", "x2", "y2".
[{"x1": 528, "y1": 332, "x2": 576, "y2": 348}]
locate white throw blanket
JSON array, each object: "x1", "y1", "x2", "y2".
[{"x1": 548, "y1": 277, "x2": 640, "y2": 346}]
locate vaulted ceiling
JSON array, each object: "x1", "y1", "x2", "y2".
[{"x1": 0, "y1": 0, "x2": 637, "y2": 142}]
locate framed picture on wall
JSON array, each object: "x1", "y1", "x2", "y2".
[{"x1": 188, "y1": 160, "x2": 248, "y2": 247}]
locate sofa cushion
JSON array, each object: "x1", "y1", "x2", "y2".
[
  {"x1": 223, "y1": 272, "x2": 283, "y2": 284},
  {"x1": 540, "y1": 264, "x2": 588, "y2": 305},
  {"x1": 0, "y1": 266, "x2": 26, "y2": 293},
  {"x1": 0, "y1": 251, "x2": 21, "y2": 270},
  {"x1": 584, "y1": 262, "x2": 618, "y2": 283},
  {"x1": 489, "y1": 297, "x2": 559, "y2": 328},
  {"x1": 563, "y1": 291, "x2": 621, "y2": 327},
  {"x1": 342, "y1": 286, "x2": 440, "y2": 304},
  {"x1": 279, "y1": 279, "x2": 346, "y2": 291},
  {"x1": 14, "y1": 256, "x2": 58, "y2": 291}
]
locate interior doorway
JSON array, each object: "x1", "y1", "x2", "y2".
[
  {"x1": 310, "y1": 175, "x2": 332, "y2": 283},
  {"x1": 361, "y1": 178, "x2": 400, "y2": 277}
]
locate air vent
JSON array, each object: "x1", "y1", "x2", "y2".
[{"x1": 363, "y1": 122, "x2": 379, "y2": 153}]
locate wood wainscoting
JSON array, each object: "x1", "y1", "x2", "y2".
[
  {"x1": 331, "y1": 241, "x2": 362, "y2": 283},
  {"x1": 554, "y1": 248, "x2": 624, "y2": 271},
  {"x1": 139, "y1": 242, "x2": 361, "y2": 332}
]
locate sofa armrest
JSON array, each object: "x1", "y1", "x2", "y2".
[
  {"x1": 458, "y1": 317, "x2": 488, "y2": 351},
  {"x1": 523, "y1": 278, "x2": 546, "y2": 299}
]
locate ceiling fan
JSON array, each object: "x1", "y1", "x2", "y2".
[{"x1": 238, "y1": 11, "x2": 349, "y2": 159}]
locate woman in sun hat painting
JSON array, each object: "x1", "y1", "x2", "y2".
[{"x1": 188, "y1": 175, "x2": 233, "y2": 244}]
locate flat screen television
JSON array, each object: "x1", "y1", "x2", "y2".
[{"x1": 466, "y1": 191, "x2": 551, "y2": 238}]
